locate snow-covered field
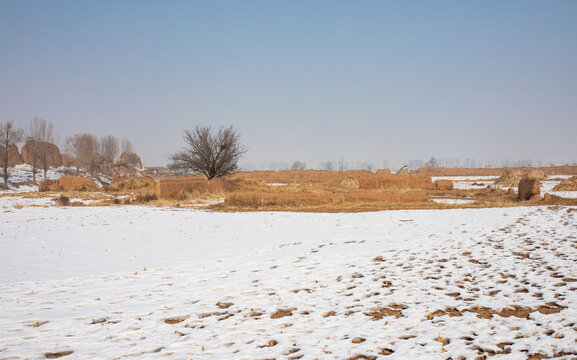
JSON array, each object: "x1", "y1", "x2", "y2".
[{"x1": 1, "y1": 199, "x2": 576, "y2": 359}]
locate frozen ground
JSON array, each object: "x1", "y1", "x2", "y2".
[{"x1": 1, "y1": 201, "x2": 576, "y2": 359}]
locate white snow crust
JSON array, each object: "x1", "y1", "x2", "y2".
[{"x1": 1, "y1": 204, "x2": 577, "y2": 359}]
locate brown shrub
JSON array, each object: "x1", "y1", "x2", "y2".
[
  {"x1": 109, "y1": 176, "x2": 156, "y2": 191},
  {"x1": 55, "y1": 195, "x2": 70, "y2": 206},
  {"x1": 518, "y1": 177, "x2": 540, "y2": 201},
  {"x1": 434, "y1": 180, "x2": 454, "y2": 190},
  {"x1": 552, "y1": 176, "x2": 577, "y2": 191}
]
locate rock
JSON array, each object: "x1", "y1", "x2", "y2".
[
  {"x1": 115, "y1": 152, "x2": 142, "y2": 169},
  {"x1": 518, "y1": 177, "x2": 540, "y2": 201},
  {"x1": 21, "y1": 140, "x2": 62, "y2": 168},
  {"x1": 0, "y1": 144, "x2": 23, "y2": 167}
]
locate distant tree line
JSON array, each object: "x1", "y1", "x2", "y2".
[{"x1": 0, "y1": 117, "x2": 136, "y2": 188}]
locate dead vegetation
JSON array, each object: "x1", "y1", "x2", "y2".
[{"x1": 7, "y1": 168, "x2": 577, "y2": 211}]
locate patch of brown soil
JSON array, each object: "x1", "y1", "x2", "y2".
[
  {"x1": 426, "y1": 308, "x2": 463, "y2": 320},
  {"x1": 271, "y1": 309, "x2": 293, "y2": 319},
  {"x1": 365, "y1": 306, "x2": 405, "y2": 320},
  {"x1": 164, "y1": 315, "x2": 189, "y2": 324},
  {"x1": 45, "y1": 351, "x2": 73, "y2": 358}
]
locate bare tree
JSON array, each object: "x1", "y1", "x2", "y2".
[
  {"x1": 66, "y1": 133, "x2": 99, "y2": 173},
  {"x1": 99, "y1": 135, "x2": 119, "y2": 162},
  {"x1": 27, "y1": 116, "x2": 57, "y2": 181},
  {"x1": 1, "y1": 121, "x2": 24, "y2": 189},
  {"x1": 291, "y1": 161, "x2": 306, "y2": 170},
  {"x1": 121, "y1": 138, "x2": 134, "y2": 154},
  {"x1": 321, "y1": 161, "x2": 335, "y2": 172},
  {"x1": 169, "y1": 125, "x2": 246, "y2": 180},
  {"x1": 338, "y1": 158, "x2": 347, "y2": 172}
]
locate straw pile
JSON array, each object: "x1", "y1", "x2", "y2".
[
  {"x1": 494, "y1": 169, "x2": 525, "y2": 187},
  {"x1": 341, "y1": 176, "x2": 360, "y2": 189},
  {"x1": 495, "y1": 169, "x2": 547, "y2": 187},
  {"x1": 552, "y1": 176, "x2": 577, "y2": 191}
]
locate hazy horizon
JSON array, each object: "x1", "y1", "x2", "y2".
[{"x1": 1, "y1": 1, "x2": 576, "y2": 170}]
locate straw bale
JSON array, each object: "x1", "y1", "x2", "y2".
[
  {"x1": 552, "y1": 176, "x2": 577, "y2": 191},
  {"x1": 375, "y1": 169, "x2": 392, "y2": 177},
  {"x1": 396, "y1": 168, "x2": 409, "y2": 176},
  {"x1": 434, "y1": 180, "x2": 454, "y2": 190},
  {"x1": 378, "y1": 175, "x2": 434, "y2": 190},
  {"x1": 58, "y1": 176, "x2": 98, "y2": 191},
  {"x1": 38, "y1": 179, "x2": 61, "y2": 192},
  {"x1": 518, "y1": 177, "x2": 540, "y2": 201}
]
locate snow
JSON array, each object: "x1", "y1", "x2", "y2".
[
  {"x1": 1, "y1": 203, "x2": 576, "y2": 359},
  {"x1": 0, "y1": 164, "x2": 104, "y2": 191},
  {"x1": 431, "y1": 198, "x2": 475, "y2": 204}
]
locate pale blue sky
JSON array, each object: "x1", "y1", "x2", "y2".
[{"x1": 1, "y1": 0, "x2": 576, "y2": 169}]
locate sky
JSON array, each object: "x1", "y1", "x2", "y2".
[{"x1": 1, "y1": 0, "x2": 576, "y2": 169}]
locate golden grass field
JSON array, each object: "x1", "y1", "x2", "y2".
[{"x1": 6, "y1": 169, "x2": 576, "y2": 212}]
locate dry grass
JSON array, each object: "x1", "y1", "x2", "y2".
[
  {"x1": 4, "y1": 170, "x2": 577, "y2": 212},
  {"x1": 107, "y1": 176, "x2": 156, "y2": 192}
]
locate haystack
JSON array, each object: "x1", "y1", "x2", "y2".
[
  {"x1": 552, "y1": 176, "x2": 577, "y2": 191},
  {"x1": 341, "y1": 176, "x2": 360, "y2": 189},
  {"x1": 527, "y1": 169, "x2": 547, "y2": 181},
  {"x1": 494, "y1": 169, "x2": 525, "y2": 187}
]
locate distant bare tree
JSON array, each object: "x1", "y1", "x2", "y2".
[
  {"x1": 169, "y1": 125, "x2": 246, "y2": 180},
  {"x1": 338, "y1": 158, "x2": 347, "y2": 172},
  {"x1": 321, "y1": 161, "x2": 335, "y2": 172},
  {"x1": 1, "y1": 121, "x2": 24, "y2": 189},
  {"x1": 291, "y1": 161, "x2": 306, "y2": 170},
  {"x1": 99, "y1": 135, "x2": 119, "y2": 162},
  {"x1": 424, "y1": 157, "x2": 439, "y2": 168},
  {"x1": 121, "y1": 138, "x2": 134, "y2": 154},
  {"x1": 27, "y1": 116, "x2": 57, "y2": 181},
  {"x1": 66, "y1": 133, "x2": 99, "y2": 173}
]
